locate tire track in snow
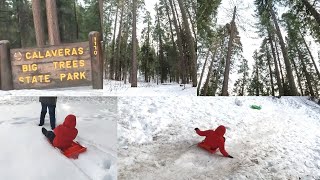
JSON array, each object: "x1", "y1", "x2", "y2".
[{"x1": 70, "y1": 137, "x2": 116, "y2": 180}]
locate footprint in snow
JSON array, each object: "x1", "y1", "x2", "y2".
[
  {"x1": 304, "y1": 161, "x2": 315, "y2": 168},
  {"x1": 10, "y1": 117, "x2": 32, "y2": 125},
  {"x1": 102, "y1": 174, "x2": 113, "y2": 180},
  {"x1": 102, "y1": 159, "x2": 112, "y2": 170}
]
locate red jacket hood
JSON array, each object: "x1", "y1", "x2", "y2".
[
  {"x1": 215, "y1": 125, "x2": 226, "y2": 136},
  {"x1": 63, "y1": 114, "x2": 76, "y2": 128}
]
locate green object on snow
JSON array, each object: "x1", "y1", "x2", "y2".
[{"x1": 250, "y1": 105, "x2": 262, "y2": 110}]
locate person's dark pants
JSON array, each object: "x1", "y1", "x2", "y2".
[
  {"x1": 39, "y1": 103, "x2": 56, "y2": 129},
  {"x1": 42, "y1": 127, "x2": 55, "y2": 144}
]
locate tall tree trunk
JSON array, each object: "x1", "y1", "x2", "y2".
[
  {"x1": 32, "y1": 0, "x2": 45, "y2": 47},
  {"x1": 295, "y1": 44, "x2": 315, "y2": 96},
  {"x1": 168, "y1": 0, "x2": 185, "y2": 84},
  {"x1": 98, "y1": 0, "x2": 104, "y2": 38},
  {"x1": 241, "y1": 68, "x2": 246, "y2": 96},
  {"x1": 255, "y1": 52, "x2": 259, "y2": 96},
  {"x1": 268, "y1": 29, "x2": 283, "y2": 95},
  {"x1": 274, "y1": 39, "x2": 285, "y2": 85},
  {"x1": 301, "y1": 0, "x2": 320, "y2": 26},
  {"x1": 16, "y1": 0, "x2": 26, "y2": 47},
  {"x1": 115, "y1": 1, "x2": 124, "y2": 81},
  {"x1": 157, "y1": 7, "x2": 165, "y2": 84},
  {"x1": 186, "y1": 4, "x2": 197, "y2": 44},
  {"x1": 73, "y1": 0, "x2": 79, "y2": 40},
  {"x1": 266, "y1": 43, "x2": 275, "y2": 96},
  {"x1": 123, "y1": 5, "x2": 130, "y2": 84},
  {"x1": 270, "y1": 8, "x2": 297, "y2": 95},
  {"x1": 164, "y1": 0, "x2": 178, "y2": 82},
  {"x1": 222, "y1": 6, "x2": 236, "y2": 96},
  {"x1": 45, "y1": 0, "x2": 60, "y2": 45},
  {"x1": 177, "y1": 0, "x2": 197, "y2": 86},
  {"x1": 203, "y1": 55, "x2": 215, "y2": 96},
  {"x1": 110, "y1": 4, "x2": 119, "y2": 80},
  {"x1": 291, "y1": 57, "x2": 304, "y2": 95},
  {"x1": 299, "y1": 29, "x2": 320, "y2": 80},
  {"x1": 131, "y1": 0, "x2": 137, "y2": 87},
  {"x1": 197, "y1": 50, "x2": 211, "y2": 95},
  {"x1": 212, "y1": 55, "x2": 224, "y2": 95}
]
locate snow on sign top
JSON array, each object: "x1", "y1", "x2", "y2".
[{"x1": 10, "y1": 42, "x2": 92, "y2": 89}]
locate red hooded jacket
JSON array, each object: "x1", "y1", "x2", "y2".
[
  {"x1": 196, "y1": 125, "x2": 229, "y2": 157},
  {"x1": 53, "y1": 114, "x2": 78, "y2": 149}
]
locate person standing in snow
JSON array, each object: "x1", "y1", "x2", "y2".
[
  {"x1": 42, "y1": 114, "x2": 78, "y2": 149},
  {"x1": 195, "y1": 125, "x2": 233, "y2": 158},
  {"x1": 39, "y1": 96, "x2": 57, "y2": 130}
]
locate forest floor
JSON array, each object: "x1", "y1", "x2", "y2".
[
  {"x1": 0, "y1": 97, "x2": 117, "y2": 180},
  {"x1": 118, "y1": 96, "x2": 320, "y2": 180},
  {"x1": 103, "y1": 80, "x2": 196, "y2": 96}
]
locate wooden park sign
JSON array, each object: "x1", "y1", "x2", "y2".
[{"x1": 0, "y1": 31, "x2": 103, "y2": 90}]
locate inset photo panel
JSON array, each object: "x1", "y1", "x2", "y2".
[
  {"x1": 197, "y1": 0, "x2": 320, "y2": 96},
  {"x1": 118, "y1": 96, "x2": 320, "y2": 179},
  {"x1": 102, "y1": 0, "x2": 197, "y2": 95},
  {"x1": 0, "y1": 96, "x2": 117, "y2": 180},
  {"x1": 0, "y1": 0, "x2": 103, "y2": 96}
]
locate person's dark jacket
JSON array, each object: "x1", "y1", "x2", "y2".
[{"x1": 39, "y1": 97, "x2": 57, "y2": 105}]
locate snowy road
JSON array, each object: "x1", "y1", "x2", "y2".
[
  {"x1": 0, "y1": 96, "x2": 117, "y2": 180},
  {"x1": 118, "y1": 96, "x2": 320, "y2": 179}
]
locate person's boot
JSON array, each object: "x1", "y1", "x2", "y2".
[
  {"x1": 41, "y1": 127, "x2": 47, "y2": 135},
  {"x1": 39, "y1": 112, "x2": 46, "y2": 126}
]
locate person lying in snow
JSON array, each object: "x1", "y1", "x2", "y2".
[
  {"x1": 42, "y1": 114, "x2": 78, "y2": 149},
  {"x1": 195, "y1": 125, "x2": 233, "y2": 158}
]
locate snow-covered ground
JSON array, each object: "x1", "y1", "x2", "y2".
[
  {"x1": 0, "y1": 96, "x2": 117, "y2": 180},
  {"x1": 103, "y1": 80, "x2": 196, "y2": 96},
  {"x1": 118, "y1": 96, "x2": 320, "y2": 179},
  {"x1": 0, "y1": 80, "x2": 196, "y2": 96}
]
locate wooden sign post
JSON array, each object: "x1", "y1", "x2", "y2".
[
  {"x1": 89, "y1": 31, "x2": 103, "y2": 89},
  {"x1": 0, "y1": 32, "x2": 103, "y2": 90},
  {"x1": 0, "y1": 40, "x2": 13, "y2": 90}
]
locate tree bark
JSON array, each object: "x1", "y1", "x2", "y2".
[
  {"x1": 131, "y1": 0, "x2": 137, "y2": 87},
  {"x1": 295, "y1": 44, "x2": 315, "y2": 96},
  {"x1": 270, "y1": 8, "x2": 297, "y2": 95},
  {"x1": 291, "y1": 57, "x2": 304, "y2": 96},
  {"x1": 203, "y1": 55, "x2": 215, "y2": 96},
  {"x1": 32, "y1": 0, "x2": 45, "y2": 47},
  {"x1": 222, "y1": 6, "x2": 236, "y2": 96},
  {"x1": 177, "y1": 0, "x2": 197, "y2": 87},
  {"x1": 168, "y1": 0, "x2": 185, "y2": 84},
  {"x1": 268, "y1": 29, "x2": 283, "y2": 95},
  {"x1": 110, "y1": 4, "x2": 119, "y2": 80},
  {"x1": 45, "y1": 0, "x2": 60, "y2": 45},
  {"x1": 274, "y1": 39, "x2": 285, "y2": 85},
  {"x1": 115, "y1": 1, "x2": 124, "y2": 81},
  {"x1": 266, "y1": 43, "x2": 275, "y2": 96},
  {"x1": 299, "y1": 29, "x2": 320, "y2": 80},
  {"x1": 73, "y1": 0, "x2": 79, "y2": 40},
  {"x1": 197, "y1": 50, "x2": 210, "y2": 95}
]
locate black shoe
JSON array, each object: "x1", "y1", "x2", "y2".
[
  {"x1": 42, "y1": 127, "x2": 47, "y2": 135},
  {"x1": 38, "y1": 123, "x2": 43, "y2": 126}
]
